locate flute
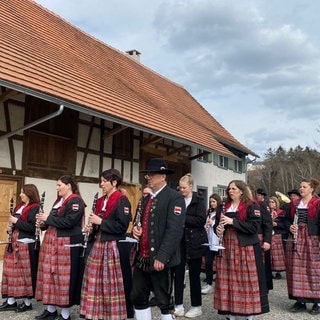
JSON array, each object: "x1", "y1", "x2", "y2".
[
  {"x1": 81, "y1": 192, "x2": 99, "y2": 258},
  {"x1": 34, "y1": 192, "x2": 45, "y2": 250},
  {"x1": 7, "y1": 198, "x2": 14, "y2": 253}
]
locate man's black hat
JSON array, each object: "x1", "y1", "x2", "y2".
[
  {"x1": 256, "y1": 188, "x2": 267, "y2": 196},
  {"x1": 287, "y1": 189, "x2": 300, "y2": 197},
  {"x1": 140, "y1": 158, "x2": 174, "y2": 175}
]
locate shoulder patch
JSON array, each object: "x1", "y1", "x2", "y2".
[
  {"x1": 72, "y1": 204, "x2": 79, "y2": 211},
  {"x1": 124, "y1": 207, "x2": 130, "y2": 215},
  {"x1": 174, "y1": 206, "x2": 182, "y2": 215},
  {"x1": 254, "y1": 209, "x2": 261, "y2": 216}
]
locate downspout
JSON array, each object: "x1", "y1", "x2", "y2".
[{"x1": 0, "y1": 104, "x2": 64, "y2": 140}]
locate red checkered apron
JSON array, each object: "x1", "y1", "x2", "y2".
[
  {"x1": 1, "y1": 230, "x2": 33, "y2": 298},
  {"x1": 270, "y1": 233, "x2": 286, "y2": 271},
  {"x1": 286, "y1": 225, "x2": 320, "y2": 300},
  {"x1": 35, "y1": 227, "x2": 72, "y2": 306},
  {"x1": 80, "y1": 233, "x2": 127, "y2": 320},
  {"x1": 214, "y1": 228, "x2": 263, "y2": 315}
]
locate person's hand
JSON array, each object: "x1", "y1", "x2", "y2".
[
  {"x1": 262, "y1": 242, "x2": 271, "y2": 251},
  {"x1": 132, "y1": 226, "x2": 142, "y2": 240},
  {"x1": 216, "y1": 224, "x2": 224, "y2": 237},
  {"x1": 36, "y1": 213, "x2": 48, "y2": 222},
  {"x1": 9, "y1": 215, "x2": 18, "y2": 224},
  {"x1": 89, "y1": 213, "x2": 102, "y2": 225},
  {"x1": 289, "y1": 224, "x2": 297, "y2": 234},
  {"x1": 154, "y1": 259, "x2": 164, "y2": 271},
  {"x1": 220, "y1": 215, "x2": 233, "y2": 226}
]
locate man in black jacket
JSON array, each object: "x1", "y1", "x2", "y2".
[{"x1": 131, "y1": 158, "x2": 186, "y2": 320}]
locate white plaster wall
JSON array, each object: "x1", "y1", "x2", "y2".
[
  {"x1": 24, "y1": 177, "x2": 100, "y2": 219},
  {"x1": 191, "y1": 159, "x2": 246, "y2": 195},
  {"x1": 0, "y1": 140, "x2": 11, "y2": 167}
]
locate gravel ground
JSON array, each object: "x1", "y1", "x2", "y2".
[{"x1": 0, "y1": 263, "x2": 316, "y2": 320}]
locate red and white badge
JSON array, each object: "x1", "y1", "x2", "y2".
[
  {"x1": 72, "y1": 204, "x2": 79, "y2": 211},
  {"x1": 124, "y1": 207, "x2": 129, "y2": 215},
  {"x1": 174, "y1": 206, "x2": 182, "y2": 215},
  {"x1": 254, "y1": 209, "x2": 261, "y2": 216}
]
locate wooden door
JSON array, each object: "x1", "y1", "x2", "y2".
[
  {"x1": 120, "y1": 184, "x2": 141, "y2": 233},
  {"x1": 0, "y1": 180, "x2": 18, "y2": 259}
]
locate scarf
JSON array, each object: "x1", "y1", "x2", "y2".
[
  {"x1": 95, "y1": 190, "x2": 125, "y2": 219},
  {"x1": 15, "y1": 202, "x2": 40, "y2": 221},
  {"x1": 224, "y1": 201, "x2": 250, "y2": 221},
  {"x1": 53, "y1": 194, "x2": 82, "y2": 216},
  {"x1": 290, "y1": 195, "x2": 320, "y2": 219}
]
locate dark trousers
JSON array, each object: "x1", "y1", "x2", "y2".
[
  {"x1": 131, "y1": 266, "x2": 174, "y2": 314},
  {"x1": 204, "y1": 250, "x2": 216, "y2": 285},
  {"x1": 173, "y1": 253, "x2": 202, "y2": 307}
]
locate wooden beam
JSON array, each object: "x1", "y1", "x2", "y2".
[
  {"x1": 141, "y1": 136, "x2": 163, "y2": 147},
  {"x1": 104, "y1": 125, "x2": 127, "y2": 138},
  {"x1": 189, "y1": 151, "x2": 210, "y2": 161},
  {"x1": 0, "y1": 89, "x2": 17, "y2": 103},
  {"x1": 167, "y1": 145, "x2": 191, "y2": 156}
]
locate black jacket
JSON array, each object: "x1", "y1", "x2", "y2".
[
  {"x1": 45, "y1": 195, "x2": 85, "y2": 238},
  {"x1": 215, "y1": 202, "x2": 261, "y2": 247},
  {"x1": 137, "y1": 185, "x2": 186, "y2": 268},
  {"x1": 183, "y1": 192, "x2": 208, "y2": 259},
  {"x1": 15, "y1": 204, "x2": 40, "y2": 240}
]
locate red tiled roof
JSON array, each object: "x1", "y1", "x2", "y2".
[{"x1": 0, "y1": 0, "x2": 256, "y2": 157}]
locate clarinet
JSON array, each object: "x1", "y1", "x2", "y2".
[
  {"x1": 81, "y1": 192, "x2": 99, "y2": 258},
  {"x1": 217, "y1": 201, "x2": 225, "y2": 257},
  {"x1": 292, "y1": 205, "x2": 298, "y2": 252},
  {"x1": 133, "y1": 198, "x2": 143, "y2": 251},
  {"x1": 7, "y1": 198, "x2": 14, "y2": 253},
  {"x1": 34, "y1": 192, "x2": 45, "y2": 250}
]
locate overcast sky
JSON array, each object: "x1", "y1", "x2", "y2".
[{"x1": 35, "y1": 0, "x2": 320, "y2": 158}]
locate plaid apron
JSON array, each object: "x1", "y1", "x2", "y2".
[
  {"x1": 80, "y1": 234, "x2": 127, "y2": 320},
  {"x1": 1, "y1": 230, "x2": 34, "y2": 298}
]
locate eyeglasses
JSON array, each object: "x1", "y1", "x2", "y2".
[{"x1": 144, "y1": 173, "x2": 157, "y2": 179}]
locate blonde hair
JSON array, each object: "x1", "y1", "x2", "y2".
[
  {"x1": 179, "y1": 173, "x2": 193, "y2": 186},
  {"x1": 269, "y1": 196, "x2": 280, "y2": 210}
]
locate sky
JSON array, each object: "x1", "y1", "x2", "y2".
[{"x1": 35, "y1": 0, "x2": 320, "y2": 158}]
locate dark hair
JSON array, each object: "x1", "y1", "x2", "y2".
[
  {"x1": 100, "y1": 169, "x2": 122, "y2": 187},
  {"x1": 209, "y1": 193, "x2": 222, "y2": 206},
  {"x1": 58, "y1": 175, "x2": 80, "y2": 195},
  {"x1": 22, "y1": 184, "x2": 40, "y2": 204},
  {"x1": 227, "y1": 180, "x2": 252, "y2": 204}
]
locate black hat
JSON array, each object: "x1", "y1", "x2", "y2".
[
  {"x1": 287, "y1": 189, "x2": 300, "y2": 197},
  {"x1": 140, "y1": 158, "x2": 174, "y2": 175},
  {"x1": 256, "y1": 188, "x2": 267, "y2": 196}
]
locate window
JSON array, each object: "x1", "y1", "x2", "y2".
[
  {"x1": 197, "y1": 149, "x2": 212, "y2": 163},
  {"x1": 218, "y1": 155, "x2": 228, "y2": 169},
  {"x1": 217, "y1": 185, "x2": 227, "y2": 199},
  {"x1": 24, "y1": 96, "x2": 77, "y2": 177},
  {"x1": 234, "y1": 160, "x2": 243, "y2": 173}
]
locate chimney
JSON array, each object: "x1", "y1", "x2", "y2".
[{"x1": 126, "y1": 49, "x2": 141, "y2": 62}]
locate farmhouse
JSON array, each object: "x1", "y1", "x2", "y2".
[{"x1": 0, "y1": 0, "x2": 256, "y2": 258}]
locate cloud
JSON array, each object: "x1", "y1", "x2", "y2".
[{"x1": 35, "y1": 0, "x2": 320, "y2": 157}]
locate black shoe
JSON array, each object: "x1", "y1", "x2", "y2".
[
  {"x1": 35, "y1": 309, "x2": 58, "y2": 319},
  {"x1": 310, "y1": 303, "x2": 320, "y2": 315},
  {"x1": 16, "y1": 302, "x2": 32, "y2": 312},
  {"x1": 53, "y1": 315, "x2": 71, "y2": 320},
  {"x1": 289, "y1": 302, "x2": 306, "y2": 313},
  {"x1": 275, "y1": 273, "x2": 282, "y2": 279},
  {"x1": 0, "y1": 301, "x2": 17, "y2": 311}
]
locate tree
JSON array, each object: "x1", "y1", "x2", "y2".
[{"x1": 248, "y1": 146, "x2": 320, "y2": 197}]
